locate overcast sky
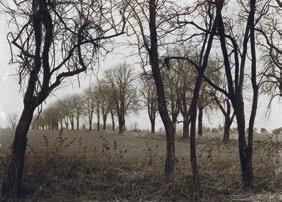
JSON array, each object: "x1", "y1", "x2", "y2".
[{"x1": 0, "y1": 10, "x2": 281, "y2": 132}]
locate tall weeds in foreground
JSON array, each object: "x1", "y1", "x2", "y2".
[{"x1": 0, "y1": 131, "x2": 281, "y2": 201}]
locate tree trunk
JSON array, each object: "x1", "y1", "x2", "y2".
[
  {"x1": 172, "y1": 115, "x2": 177, "y2": 134},
  {"x1": 118, "y1": 113, "x2": 125, "y2": 134},
  {"x1": 88, "y1": 115, "x2": 92, "y2": 131},
  {"x1": 198, "y1": 107, "x2": 203, "y2": 137},
  {"x1": 190, "y1": 104, "x2": 200, "y2": 193},
  {"x1": 183, "y1": 117, "x2": 189, "y2": 139},
  {"x1": 70, "y1": 117, "x2": 74, "y2": 130},
  {"x1": 97, "y1": 109, "x2": 100, "y2": 131},
  {"x1": 150, "y1": 118, "x2": 155, "y2": 134},
  {"x1": 238, "y1": 127, "x2": 254, "y2": 190},
  {"x1": 110, "y1": 111, "x2": 115, "y2": 131},
  {"x1": 60, "y1": 119, "x2": 63, "y2": 130},
  {"x1": 102, "y1": 114, "x2": 107, "y2": 130},
  {"x1": 222, "y1": 116, "x2": 231, "y2": 144},
  {"x1": 3, "y1": 106, "x2": 35, "y2": 198},
  {"x1": 148, "y1": 0, "x2": 175, "y2": 177},
  {"x1": 235, "y1": 101, "x2": 254, "y2": 190},
  {"x1": 76, "y1": 115, "x2": 79, "y2": 130},
  {"x1": 64, "y1": 118, "x2": 69, "y2": 129}
]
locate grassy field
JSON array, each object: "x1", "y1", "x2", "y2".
[{"x1": 0, "y1": 129, "x2": 281, "y2": 201}]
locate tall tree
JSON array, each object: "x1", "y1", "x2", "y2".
[
  {"x1": 127, "y1": 0, "x2": 178, "y2": 177},
  {"x1": 97, "y1": 80, "x2": 111, "y2": 130},
  {"x1": 83, "y1": 86, "x2": 96, "y2": 131},
  {"x1": 105, "y1": 64, "x2": 138, "y2": 133},
  {"x1": 164, "y1": 1, "x2": 220, "y2": 192},
  {"x1": 163, "y1": 63, "x2": 182, "y2": 134},
  {"x1": 2, "y1": 0, "x2": 127, "y2": 198},
  {"x1": 140, "y1": 77, "x2": 158, "y2": 133}
]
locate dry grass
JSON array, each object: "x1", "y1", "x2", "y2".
[{"x1": 0, "y1": 129, "x2": 281, "y2": 201}]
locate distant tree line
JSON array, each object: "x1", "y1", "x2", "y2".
[{"x1": 32, "y1": 62, "x2": 225, "y2": 137}]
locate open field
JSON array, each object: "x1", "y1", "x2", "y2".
[{"x1": 0, "y1": 129, "x2": 281, "y2": 201}]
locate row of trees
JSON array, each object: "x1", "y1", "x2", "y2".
[
  {"x1": 32, "y1": 63, "x2": 226, "y2": 138},
  {"x1": 32, "y1": 64, "x2": 138, "y2": 133},
  {"x1": 1, "y1": 0, "x2": 280, "y2": 198}
]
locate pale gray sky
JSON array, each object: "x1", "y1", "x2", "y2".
[{"x1": 0, "y1": 9, "x2": 281, "y2": 131}]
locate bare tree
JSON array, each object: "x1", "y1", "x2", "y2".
[
  {"x1": 97, "y1": 80, "x2": 111, "y2": 130},
  {"x1": 126, "y1": 0, "x2": 179, "y2": 177},
  {"x1": 72, "y1": 94, "x2": 84, "y2": 130},
  {"x1": 104, "y1": 64, "x2": 138, "y2": 133},
  {"x1": 83, "y1": 86, "x2": 96, "y2": 130},
  {"x1": 1, "y1": 0, "x2": 128, "y2": 198},
  {"x1": 140, "y1": 77, "x2": 158, "y2": 133},
  {"x1": 180, "y1": 0, "x2": 280, "y2": 190},
  {"x1": 163, "y1": 63, "x2": 182, "y2": 134}
]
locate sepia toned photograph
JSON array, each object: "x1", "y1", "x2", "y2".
[{"x1": 0, "y1": 0, "x2": 281, "y2": 201}]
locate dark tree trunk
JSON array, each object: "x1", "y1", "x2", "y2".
[
  {"x1": 110, "y1": 110, "x2": 115, "y2": 131},
  {"x1": 3, "y1": 106, "x2": 35, "y2": 198},
  {"x1": 183, "y1": 117, "x2": 189, "y2": 139},
  {"x1": 97, "y1": 109, "x2": 100, "y2": 131},
  {"x1": 222, "y1": 99, "x2": 232, "y2": 144},
  {"x1": 76, "y1": 115, "x2": 79, "y2": 130},
  {"x1": 150, "y1": 118, "x2": 155, "y2": 134},
  {"x1": 172, "y1": 115, "x2": 177, "y2": 134},
  {"x1": 88, "y1": 116, "x2": 92, "y2": 131},
  {"x1": 223, "y1": 116, "x2": 231, "y2": 144},
  {"x1": 242, "y1": 0, "x2": 257, "y2": 191},
  {"x1": 216, "y1": 3, "x2": 255, "y2": 189},
  {"x1": 190, "y1": 105, "x2": 200, "y2": 193},
  {"x1": 198, "y1": 107, "x2": 203, "y2": 137},
  {"x1": 234, "y1": 98, "x2": 254, "y2": 190},
  {"x1": 102, "y1": 114, "x2": 107, "y2": 130},
  {"x1": 148, "y1": 0, "x2": 175, "y2": 177},
  {"x1": 186, "y1": 8, "x2": 218, "y2": 193},
  {"x1": 70, "y1": 117, "x2": 74, "y2": 130},
  {"x1": 118, "y1": 113, "x2": 125, "y2": 134},
  {"x1": 237, "y1": 116, "x2": 254, "y2": 190}
]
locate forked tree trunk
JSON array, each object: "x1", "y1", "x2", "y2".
[
  {"x1": 198, "y1": 107, "x2": 203, "y2": 136},
  {"x1": 235, "y1": 100, "x2": 254, "y2": 190},
  {"x1": 3, "y1": 106, "x2": 35, "y2": 198},
  {"x1": 237, "y1": 120, "x2": 254, "y2": 190}
]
